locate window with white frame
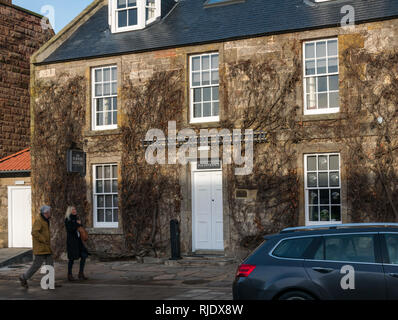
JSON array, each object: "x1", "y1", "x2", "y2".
[
  {"x1": 93, "y1": 164, "x2": 119, "y2": 228},
  {"x1": 303, "y1": 38, "x2": 339, "y2": 115},
  {"x1": 109, "y1": 0, "x2": 161, "y2": 33},
  {"x1": 304, "y1": 154, "x2": 341, "y2": 225},
  {"x1": 92, "y1": 66, "x2": 118, "y2": 130},
  {"x1": 190, "y1": 53, "x2": 219, "y2": 123}
]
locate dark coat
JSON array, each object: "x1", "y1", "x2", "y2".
[{"x1": 65, "y1": 214, "x2": 88, "y2": 260}]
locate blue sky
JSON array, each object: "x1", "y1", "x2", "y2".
[{"x1": 13, "y1": 0, "x2": 94, "y2": 33}]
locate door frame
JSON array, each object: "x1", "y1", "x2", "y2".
[
  {"x1": 7, "y1": 186, "x2": 32, "y2": 248},
  {"x1": 191, "y1": 161, "x2": 223, "y2": 252}
]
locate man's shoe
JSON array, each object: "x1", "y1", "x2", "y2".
[
  {"x1": 68, "y1": 274, "x2": 75, "y2": 282},
  {"x1": 19, "y1": 275, "x2": 28, "y2": 289},
  {"x1": 78, "y1": 272, "x2": 88, "y2": 280}
]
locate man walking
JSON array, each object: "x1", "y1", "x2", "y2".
[{"x1": 19, "y1": 205, "x2": 53, "y2": 288}]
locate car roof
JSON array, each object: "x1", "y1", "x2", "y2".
[{"x1": 265, "y1": 224, "x2": 398, "y2": 241}]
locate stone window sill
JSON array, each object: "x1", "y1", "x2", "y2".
[
  {"x1": 84, "y1": 128, "x2": 121, "y2": 137},
  {"x1": 86, "y1": 228, "x2": 123, "y2": 235}
]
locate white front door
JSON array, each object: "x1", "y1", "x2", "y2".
[
  {"x1": 8, "y1": 186, "x2": 32, "y2": 248},
  {"x1": 192, "y1": 170, "x2": 224, "y2": 251}
]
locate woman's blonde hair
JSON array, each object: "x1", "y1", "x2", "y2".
[{"x1": 65, "y1": 206, "x2": 75, "y2": 220}]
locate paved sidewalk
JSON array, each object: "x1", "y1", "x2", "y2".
[{"x1": 0, "y1": 259, "x2": 237, "y2": 300}]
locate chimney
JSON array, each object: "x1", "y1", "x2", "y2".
[{"x1": 0, "y1": 0, "x2": 12, "y2": 5}]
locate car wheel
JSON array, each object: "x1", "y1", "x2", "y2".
[{"x1": 278, "y1": 291, "x2": 315, "y2": 300}]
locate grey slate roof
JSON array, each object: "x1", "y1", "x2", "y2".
[{"x1": 41, "y1": 0, "x2": 398, "y2": 64}]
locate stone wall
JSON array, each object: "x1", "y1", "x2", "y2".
[
  {"x1": 32, "y1": 18, "x2": 398, "y2": 258},
  {"x1": 0, "y1": 176, "x2": 31, "y2": 248},
  {"x1": 0, "y1": 2, "x2": 53, "y2": 158}
]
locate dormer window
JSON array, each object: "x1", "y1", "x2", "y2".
[{"x1": 109, "y1": 0, "x2": 160, "y2": 33}]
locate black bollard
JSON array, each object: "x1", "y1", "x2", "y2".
[{"x1": 170, "y1": 219, "x2": 182, "y2": 260}]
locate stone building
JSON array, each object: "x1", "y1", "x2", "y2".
[
  {"x1": 30, "y1": 0, "x2": 398, "y2": 259},
  {"x1": 0, "y1": 0, "x2": 54, "y2": 158}
]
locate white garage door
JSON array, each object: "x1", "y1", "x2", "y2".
[{"x1": 8, "y1": 186, "x2": 32, "y2": 248}]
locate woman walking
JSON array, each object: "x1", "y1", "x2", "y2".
[{"x1": 65, "y1": 206, "x2": 89, "y2": 281}]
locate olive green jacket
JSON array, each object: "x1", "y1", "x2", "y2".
[{"x1": 32, "y1": 215, "x2": 52, "y2": 255}]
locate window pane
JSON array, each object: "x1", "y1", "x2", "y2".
[
  {"x1": 330, "y1": 172, "x2": 339, "y2": 187},
  {"x1": 105, "y1": 112, "x2": 112, "y2": 125},
  {"x1": 112, "y1": 67, "x2": 117, "y2": 81},
  {"x1": 308, "y1": 190, "x2": 318, "y2": 205},
  {"x1": 307, "y1": 173, "x2": 317, "y2": 187},
  {"x1": 318, "y1": 93, "x2": 328, "y2": 109},
  {"x1": 202, "y1": 71, "x2": 210, "y2": 85},
  {"x1": 211, "y1": 54, "x2": 219, "y2": 69},
  {"x1": 104, "y1": 180, "x2": 111, "y2": 193},
  {"x1": 118, "y1": 10, "x2": 127, "y2": 28},
  {"x1": 385, "y1": 235, "x2": 398, "y2": 264},
  {"x1": 96, "y1": 113, "x2": 103, "y2": 126},
  {"x1": 96, "y1": 99, "x2": 103, "y2": 112},
  {"x1": 97, "y1": 195, "x2": 104, "y2": 207},
  {"x1": 305, "y1": 43, "x2": 315, "y2": 59},
  {"x1": 112, "y1": 97, "x2": 118, "y2": 110},
  {"x1": 96, "y1": 166, "x2": 103, "y2": 179},
  {"x1": 318, "y1": 172, "x2": 328, "y2": 187},
  {"x1": 118, "y1": 0, "x2": 126, "y2": 9},
  {"x1": 306, "y1": 77, "x2": 316, "y2": 94},
  {"x1": 213, "y1": 102, "x2": 219, "y2": 116},
  {"x1": 192, "y1": 57, "x2": 200, "y2": 71},
  {"x1": 305, "y1": 60, "x2": 315, "y2": 76},
  {"x1": 104, "y1": 166, "x2": 111, "y2": 178},
  {"x1": 212, "y1": 87, "x2": 219, "y2": 101},
  {"x1": 103, "y1": 68, "x2": 111, "y2": 82},
  {"x1": 112, "y1": 180, "x2": 118, "y2": 193},
  {"x1": 105, "y1": 195, "x2": 112, "y2": 208},
  {"x1": 316, "y1": 41, "x2": 326, "y2": 57},
  {"x1": 193, "y1": 103, "x2": 201, "y2": 118},
  {"x1": 202, "y1": 55, "x2": 210, "y2": 70},
  {"x1": 328, "y1": 40, "x2": 338, "y2": 56},
  {"x1": 128, "y1": 8, "x2": 138, "y2": 26},
  {"x1": 309, "y1": 206, "x2": 319, "y2": 221},
  {"x1": 324, "y1": 235, "x2": 375, "y2": 263},
  {"x1": 194, "y1": 88, "x2": 201, "y2": 102},
  {"x1": 103, "y1": 98, "x2": 111, "y2": 111},
  {"x1": 329, "y1": 92, "x2": 339, "y2": 109},
  {"x1": 329, "y1": 75, "x2": 339, "y2": 91},
  {"x1": 113, "y1": 195, "x2": 119, "y2": 207},
  {"x1": 203, "y1": 103, "x2": 211, "y2": 117},
  {"x1": 331, "y1": 189, "x2": 341, "y2": 204},
  {"x1": 328, "y1": 57, "x2": 338, "y2": 73},
  {"x1": 307, "y1": 156, "x2": 317, "y2": 171},
  {"x1": 97, "y1": 209, "x2": 104, "y2": 222},
  {"x1": 331, "y1": 206, "x2": 341, "y2": 221},
  {"x1": 103, "y1": 83, "x2": 111, "y2": 96},
  {"x1": 95, "y1": 84, "x2": 102, "y2": 96},
  {"x1": 113, "y1": 209, "x2": 119, "y2": 222},
  {"x1": 306, "y1": 93, "x2": 316, "y2": 110},
  {"x1": 192, "y1": 72, "x2": 200, "y2": 86},
  {"x1": 96, "y1": 180, "x2": 103, "y2": 193},
  {"x1": 318, "y1": 76, "x2": 328, "y2": 92},
  {"x1": 95, "y1": 69, "x2": 102, "y2": 82},
  {"x1": 113, "y1": 111, "x2": 117, "y2": 124},
  {"x1": 211, "y1": 70, "x2": 219, "y2": 84},
  {"x1": 320, "y1": 206, "x2": 330, "y2": 221},
  {"x1": 273, "y1": 237, "x2": 314, "y2": 259},
  {"x1": 112, "y1": 82, "x2": 117, "y2": 95},
  {"x1": 105, "y1": 209, "x2": 113, "y2": 222},
  {"x1": 112, "y1": 166, "x2": 118, "y2": 178},
  {"x1": 329, "y1": 155, "x2": 339, "y2": 170},
  {"x1": 203, "y1": 87, "x2": 211, "y2": 101},
  {"x1": 128, "y1": 0, "x2": 136, "y2": 6},
  {"x1": 318, "y1": 155, "x2": 328, "y2": 170},
  {"x1": 320, "y1": 189, "x2": 329, "y2": 204},
  {"x1": 317, "y1": 59, "x2": 327, "y2": 74}
]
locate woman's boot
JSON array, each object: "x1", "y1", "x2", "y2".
[
  {"x1": 68, "y1": 274, "x2": 75, "y2": 282},
  {"x1": 78, "y1": 272, "x2": 88, "y2": 280}
]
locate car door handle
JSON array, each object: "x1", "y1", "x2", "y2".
[
  {"x1": 312, "y1": 267, "x2": 334, "y2": 274},
  {"x1": 388, "y1": 273, "x2": 398, "y2": 278}
]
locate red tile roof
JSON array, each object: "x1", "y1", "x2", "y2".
[{"x1": 0, "y1": 148, "x2": 31, "y2": 172}]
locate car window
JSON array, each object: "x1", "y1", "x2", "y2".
[
  {"x1": 313, "y1": 234, "x2": 376, "y2": 263},
  {"x1": 385, "y1": 234, "x2": 398, "y2": 264},
  {"x1": 272, "y1": 237, "x2": 314, "y2": 259}
]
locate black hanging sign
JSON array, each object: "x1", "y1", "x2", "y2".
[{"x1": 67, "y1": 149, "x2": 86, "y2": 177}]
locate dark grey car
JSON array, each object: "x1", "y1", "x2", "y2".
[{"x1": 233, "y1": 223, "x2": 398, "y2": 300}]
